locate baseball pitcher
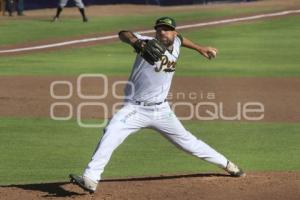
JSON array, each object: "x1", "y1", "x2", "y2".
[{"x1": 70, "y1": 17, "x2": 245, "y2": 193}]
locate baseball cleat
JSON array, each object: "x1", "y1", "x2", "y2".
[
  {"x1": 224, "y1": 161, "x2": 246, "y2": 177},
  {"x1": 69, "y1": 174, "x2": 97, "y2": 193},
  {"x1": 83, "y1": 17, "x2": 88, "y2": 22}
]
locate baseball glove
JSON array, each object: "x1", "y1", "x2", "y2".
[{"x1": 133, "y1": 39, "x2": 166, "y2": 65}]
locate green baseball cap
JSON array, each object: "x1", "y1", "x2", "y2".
[{"x1": 154, "y1": 16, "x2": 176, "y2": 30}]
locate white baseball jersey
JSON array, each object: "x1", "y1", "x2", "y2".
[{"x1": 124, "y1": 33, "x2": 182, "y2": 103}]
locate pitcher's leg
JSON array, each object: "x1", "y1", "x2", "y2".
[
  {"x1": 83, "y1": 123, "x2": 136, "y2": 182},
  {"x1": 154, "y1": 112, "x2": 227, "y2": 168},
  {"x1": 83, "y1": 104, "x2": 146, "y2": 182}
]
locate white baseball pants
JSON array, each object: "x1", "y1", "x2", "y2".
[{"x1": 83, "y1": 102, "x2": 228, "y2": 182}]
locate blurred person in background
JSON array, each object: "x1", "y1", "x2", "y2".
[
  {"x1": 52, "y1": 0, "x2": 88, "y2": 22},
  {"x1": 5, "y1": 0, "x2": 24, "y2": 16}
]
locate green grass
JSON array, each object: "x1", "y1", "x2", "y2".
[
  {"x1": 0, "y1": 117, "x2": 299, "y2": 185},
  {"x1": 0, "y1": 6, "x2": 279, "y2": 46},
  {"x1": 178, "y1": 15, "x2": 300, "y2": 76},
  {"x1": 0, "y1": 15, "x2": 299, "y2": 76}
]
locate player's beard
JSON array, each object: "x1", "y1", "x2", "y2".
[{"x1": 159, "y1": 36, "x2": 174, "y2": 49}]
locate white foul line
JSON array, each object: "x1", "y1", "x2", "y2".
[{"x1": 1, "y1": 9, "x2": 299, "y2": 54}]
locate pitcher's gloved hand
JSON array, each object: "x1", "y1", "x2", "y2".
[{"x1": 133, "y1": 39, "x2": 166, "y2": 65}]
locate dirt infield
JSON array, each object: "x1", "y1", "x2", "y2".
[
  {"x1": 1, "y1": 76, "x2": 300, "y2": 122},
  {"x1": 0, "y1": 172, "x2": 299, "y2": 200}
]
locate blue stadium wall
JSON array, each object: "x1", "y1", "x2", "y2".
[{"x1": 24, "y1": 0, "x2": 254, "y2": 10}]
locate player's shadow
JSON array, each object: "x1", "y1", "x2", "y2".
[
  {"x1": 101, "y1": 172, "x2": 229, "y2": 182},
  {"x1": 4, "y1": 173, "x2": 228, "y2": 198},
  {"x1": 4, "y1": 181, "x2": 86, "y2": 198}
]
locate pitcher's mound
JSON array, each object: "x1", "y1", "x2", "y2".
[{"x1": 1, "y1": 172, "x2": 299, "y2": 200}]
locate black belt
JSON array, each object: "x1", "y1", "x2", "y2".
[{"x1": 134, "y1": 99, "x2": 167, "y2": 106}]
